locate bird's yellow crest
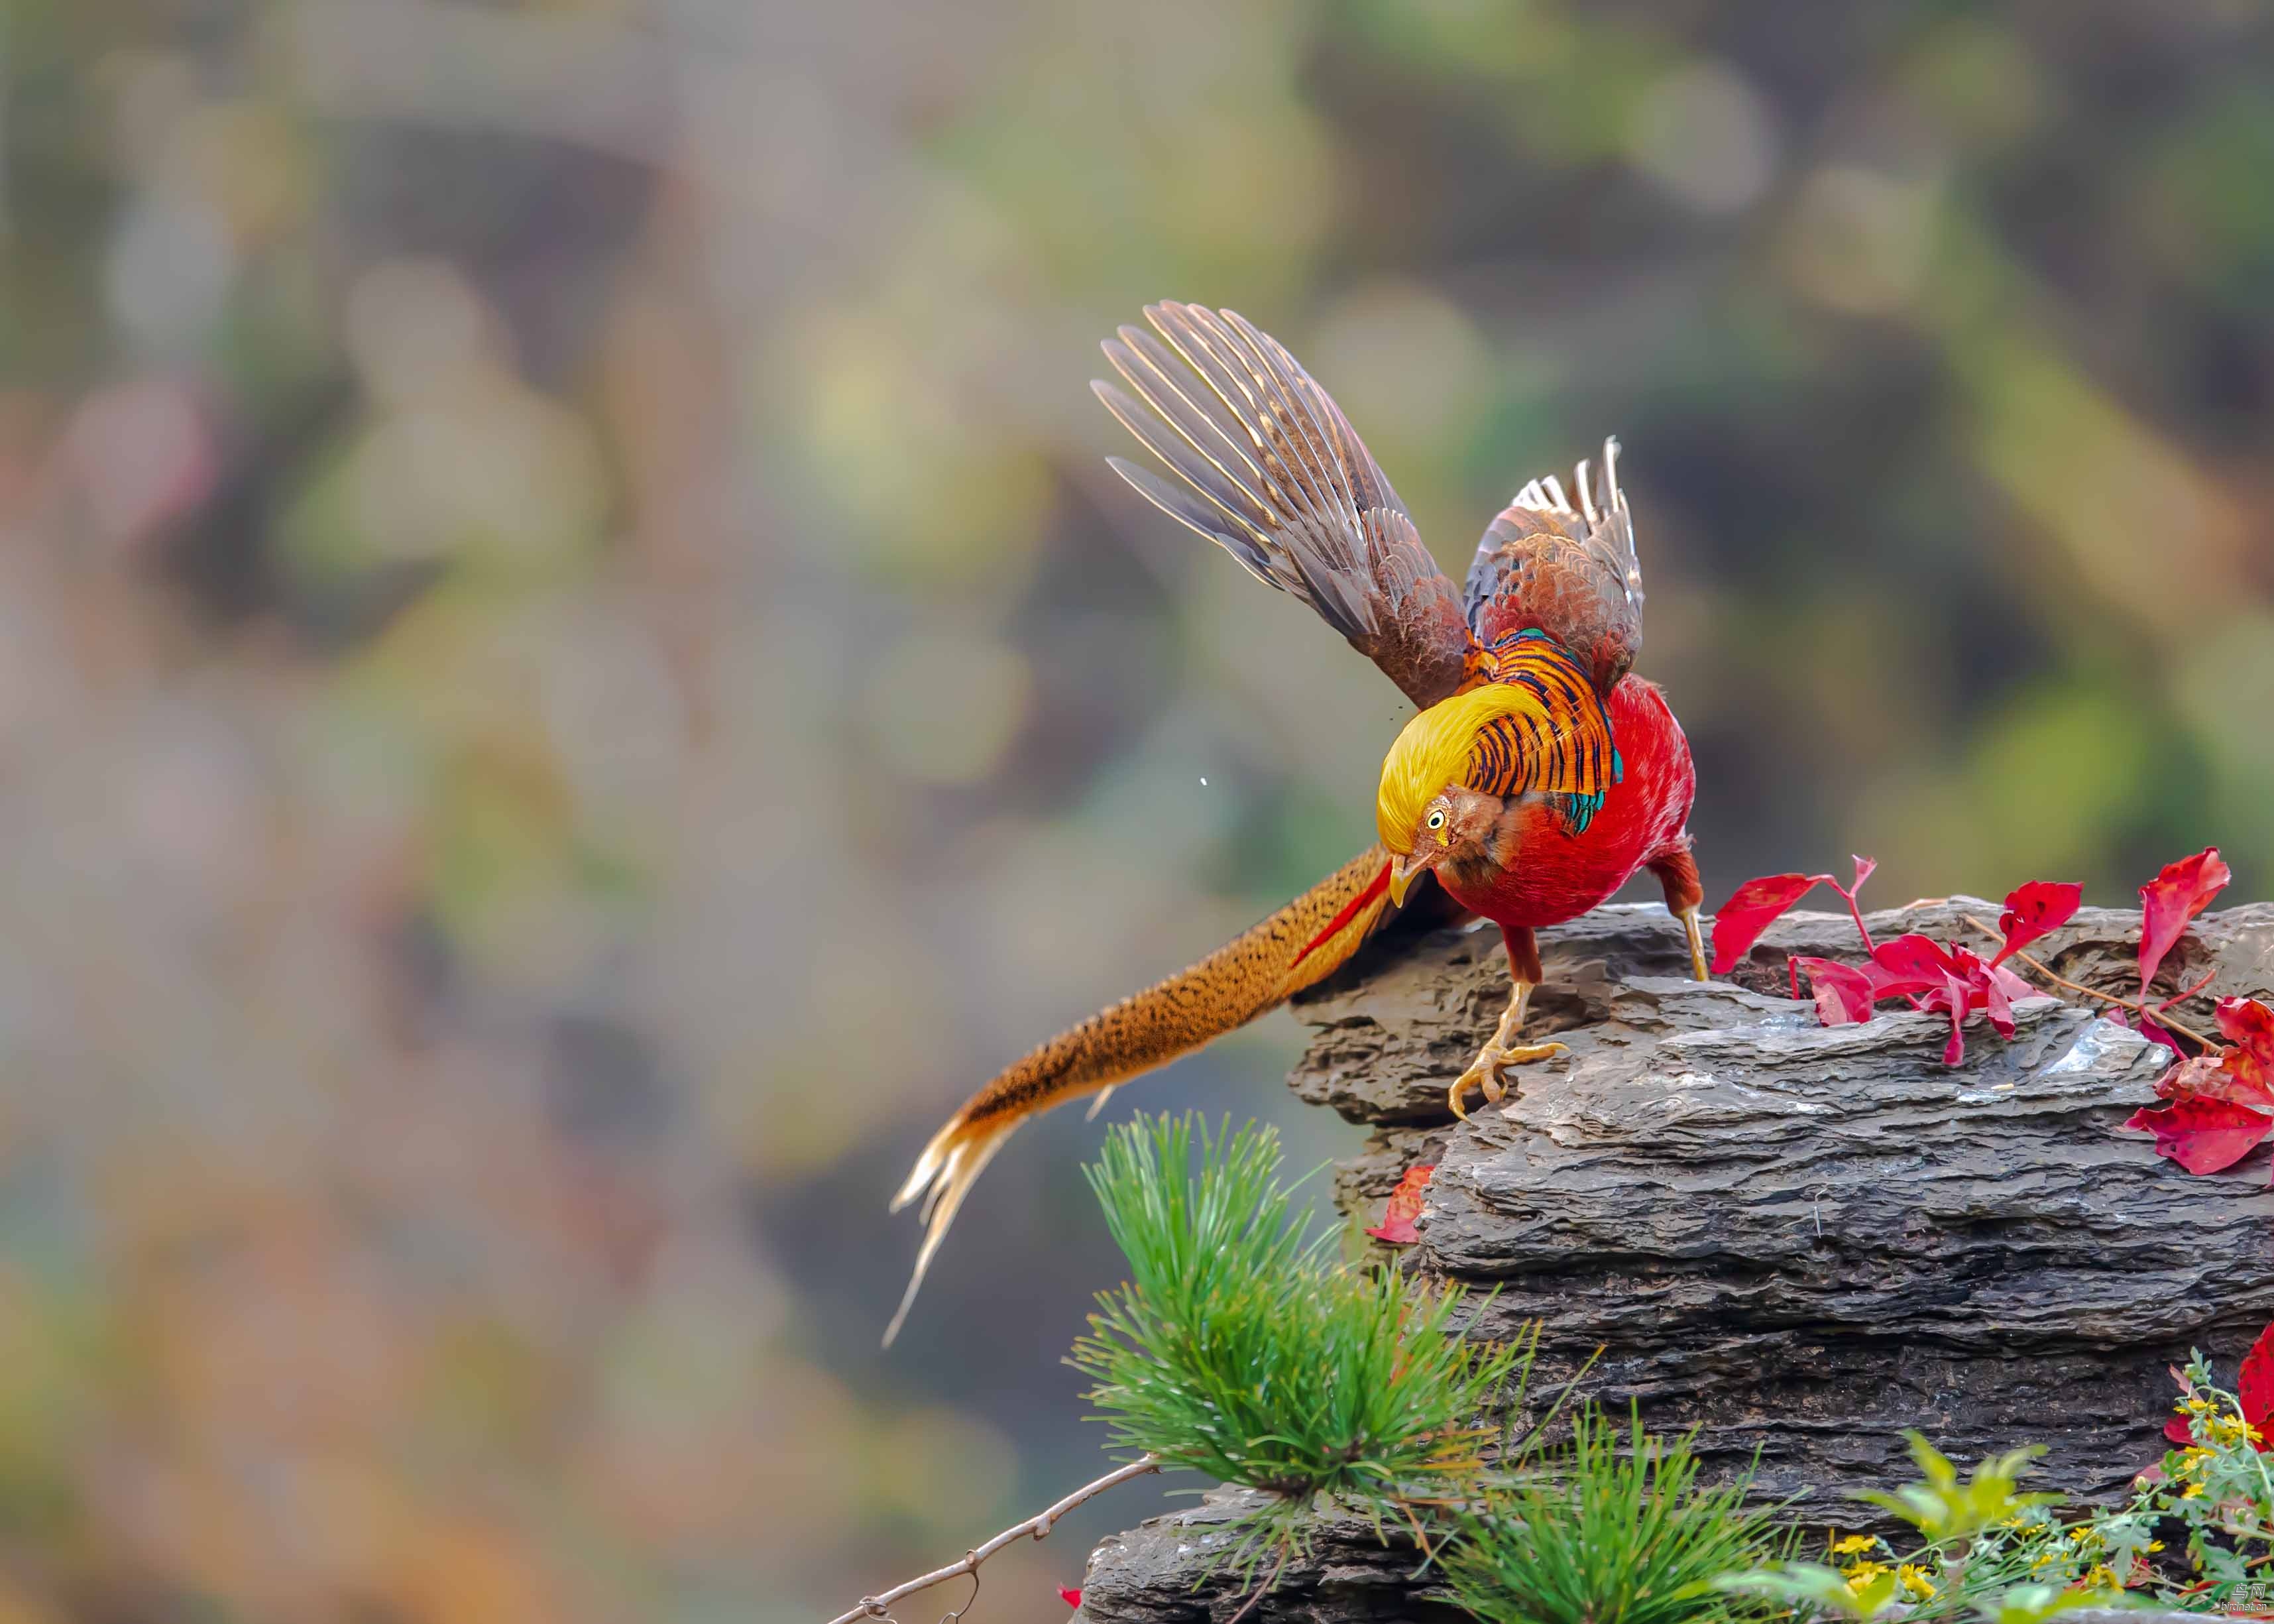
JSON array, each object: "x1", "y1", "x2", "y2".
[{"x1": 1375, "y1": 683, "x2": 1556, "y2": 854}]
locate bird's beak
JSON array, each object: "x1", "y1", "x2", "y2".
[{"x1": 1389, "y1": 850, "x2": 1426, "y2": 909}]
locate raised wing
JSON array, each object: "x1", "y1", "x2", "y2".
[
  {"x1": 1463, "y1": 438, "x2": 1644, "y2": 699},
  {"x1": 1094, "y1": 303, "x2": 1475, "y2": 709}
]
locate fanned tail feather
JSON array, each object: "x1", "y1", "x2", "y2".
[
  {"x1": 1466, "y1": 435, "x2": 1646, "y2": 698},
  {"x1": 882, "y1": 845, "x2": 1424, "y2": 1346}
]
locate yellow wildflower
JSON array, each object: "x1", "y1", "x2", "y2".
[
  {"x1": 1843, "y1": 1561, "x2": 1889, "y2": 1594},
  {"x1": 2147, "y1": 1541, "x2": 2164, "y2": 1553},
  {"x1": 1831, "y1": 1534, "x2": 1878, "y2": 1556},
  {"x1": 2182, "y1": 1481, "x2": 2206, "y2": 1499},
  {"x1": 1897, "y1": 1564, "x2": 1936, "y2": 1599},
  {"x1": 2082, "y1": 1564, "x2": 2121, "y2": 1591},
  {"x1": 2068, "y1": 1525, "x2": 2100, "y2": 1545}
]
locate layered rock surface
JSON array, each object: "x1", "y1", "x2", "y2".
[{"x1": 1078, "y1": 899, "x2": 2274, "y2": 1623}]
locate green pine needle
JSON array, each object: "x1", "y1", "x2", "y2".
[
  {"x1": 1069, "y1": 1114, "x2": 1526, "y2": 1545},
  {"x1": 1446, "y1": 1405, "x2": 1793, "y2": 1624}
]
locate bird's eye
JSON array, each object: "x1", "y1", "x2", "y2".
[{"x1": 1426, "y1": 809, "x2": 1446, "y2": 830}]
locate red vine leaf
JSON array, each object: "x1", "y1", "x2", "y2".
[
  {"x1": 2122, "y1": 1096, "x2": 2274, "y2": 1175},
  {"x1": 2154, "y1": 998, "x2": 2274, "y2": 1112},
  {"x1": 1993, "y1": 881, "x2": 2083, "y2": 967},
  {"x1": 1868, "y1": 934, "x2": 1957, "y2": 996},
  {"x1": 1366, "y1": 1163, "x2": 1436, "y2": 1245},
  {"x1": 1060, "y1": 1589, "x2": 1084, "y2": 1609},
  {"x1": 2139, "y1": 848, "x2": 2230, "y2": 994},
  {"x1": 1709, "y1": 874, "x2": 1829, "y2": 974},
  {"x1": 2218, "y1": 998, "x2": 2274, "y2": 1101},
  {"x1": 1793, "y1": 957, "x2": 1876, "y2": 1025},
  {"x1": 2221, "y1": 996, "x2": 2274, "y2": 1052},
  {"x1": 2241, "y1": 1322, "x2": 2274, "y2": 1450},
  {"x1": 1923, "y1": 970, "x2": 1974, "y2": 1065},
  {"x1": 1961, "y1": 949, "x2": 2018, "y2": 1041},
  {"x1": 2157, "y1": 1051, "x2": 2239, "y2": 1102}
]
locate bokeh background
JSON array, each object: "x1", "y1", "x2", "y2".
[{"x1": 2, "y1": 0, "x2": 2271, "y2": 1619}]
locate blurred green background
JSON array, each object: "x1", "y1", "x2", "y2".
[{"x1": 0, "y1": 0, "x2": 2269, "y2": 1619}]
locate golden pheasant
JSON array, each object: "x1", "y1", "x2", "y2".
[{"x1": 883, "y1": 303, "x2": 1704, "y2": 1344}]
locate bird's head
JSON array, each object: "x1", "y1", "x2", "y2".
[{"x1": 1376, "y1": 684, "x2": 1552, "y2": 905}]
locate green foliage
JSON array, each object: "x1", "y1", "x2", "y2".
[
  {"x1": 1069, "y1": 1114, "x2": 1524, "y2": 1556},
  {"x1": 1444, "y1": 1405, "x2": 1792, "y2": 1624},
  {"x1": 1722, "y1": 1373, "x2": 2274, "y2": 1623},
  {"x1": 1720, "y1": 1558, "x2": 1902, "y2": 1622},
  {"x1": 1718, "y1": 1434, "x2": 2112, "y2": 1623},
  {"x1": 2154, "y1": 1349, "x2": 2274, "y2": 1599},
  {"x1": 1856, "y1": 1434, "x2": 2061, "y2": 1544}
]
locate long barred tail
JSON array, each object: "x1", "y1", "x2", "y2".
[{"x1": 883, "y1": 846, "x2": 1408, "y2": 1345}]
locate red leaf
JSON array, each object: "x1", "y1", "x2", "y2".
[
  {"x1": 1795, "y1": 957, "x2": 1877, "y2": 1025},
  {"x1": 2220, "y1": 1001, "x2": 2274, "y2": 1110},
  {"x1": 2163, "y1": 1054, "x2": 2274, "y2": 1115},
  {"x1": 2220, "y1": 997, "x2": 2274, "y2": 1067},
  {"x1": 1709, "y1": 874, "x2": 1829, "y2": 974},
  {"x1": 2159, "y1": 1051, "x2": 2238, "y2": 1101},
  {"x1": 1366, "y1": 1163, "x2": 1436, "y2": 1245},
  {"x1": 1872, "y1": 933, "x2": 1960, "y2": 985},
  {"x1": 2151, "y1": 1001, "x2": 2274, "y2": 1114},
  {"x1": 2165, "y1": 1415, "x2": 2193, "y2": 1447},
  {"x1": 2139, "y1": 848, "x2": 2230, "y2": 994},
  {"x1": 1990, "y1": 962, "x2": 2035, "y2": 1000},
  {"x1": 1060, "y1": 1589, "x2": 1084, "y2": 1609},
  {"x1": 1959, "y1": 948, "x2": 2018, "y2": 1040},
  {"x1": 1931, "y1": 970, "x2": 1970, "y2": 1065},
  {"x1": 1994, "y1": 881, "x2": 2083, "y2": 967},
  {"x1": 2123, "y1": 1096, "x2": 2274, "y2": 1175},
  {"x1": 2242, "y1": 1322, "x2": 2274, "y2": 1449},
  {"x1": 2141, "y1": 1019, "x2": 2185, "y2": 1058}
]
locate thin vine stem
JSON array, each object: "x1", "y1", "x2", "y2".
[
  {"x1": 1827, "y1": 878, "x2": 1875, "y2": 955},
  {"x1": 1958, "y1": 915, "x2": 2217, "y2": 1051},
  {"x1": 828, "y1": 1456, "x2": 1161, "y2": 1624}
]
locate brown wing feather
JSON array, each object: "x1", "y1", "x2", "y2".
[
  {"x1": 1465, "y1": 438, "x2": 1644, "y2": 698},
  {"x1": 883, "y1": 846, "x2": 1462, "y2": 1345},
  {"x1": 1096, "y1": 303, "x2": 1475, "y2": 709}
]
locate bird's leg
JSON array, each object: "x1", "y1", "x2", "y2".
[
  {"x1": 1677, "y1": 907, "x2": 1707, "y2": 982},
  {"x1": 1449, "y1": 927, "x2": 1566, "y2": 1120},
  {"x1": 1648, "y1": 846, "x2": 1709, "y2": 983}
]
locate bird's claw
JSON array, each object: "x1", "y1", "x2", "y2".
[{"x1": 1446, "y1": 1041, "x2": 1570, "y2": 1120}]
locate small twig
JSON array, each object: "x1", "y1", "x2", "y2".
[
  {"x1": 1959, "y1": 916, "x2": 2217, "y2": 1051},
  {"x1": 828, "y1": 1455, "x2": 1161, "y2": 1624}
]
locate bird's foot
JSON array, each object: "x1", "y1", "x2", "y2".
[{"x1": 1447, "y1": 1040, "x2": 1570, "y2": 1120}]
